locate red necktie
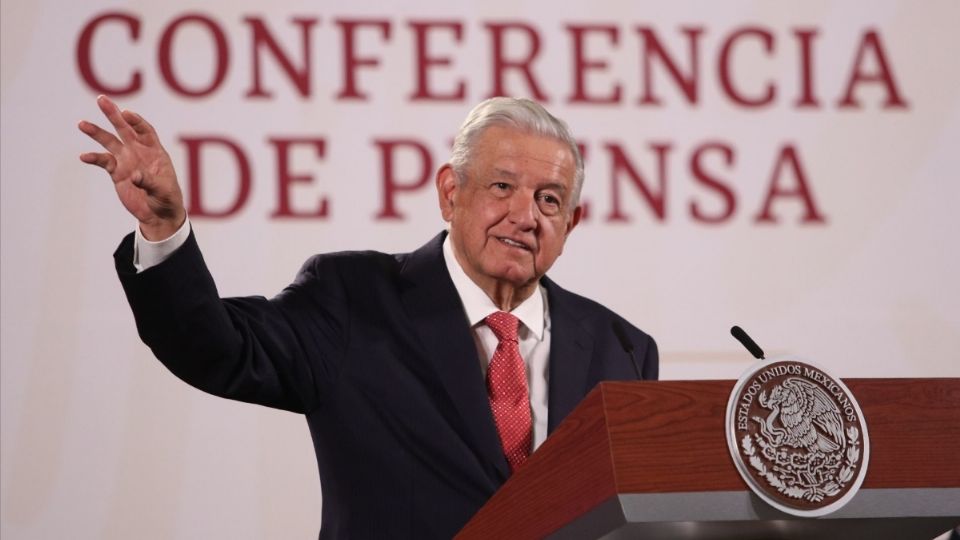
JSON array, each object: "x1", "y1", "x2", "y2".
[{"x1": 485, "y1": 311, "x2": 532, "y2": 472}]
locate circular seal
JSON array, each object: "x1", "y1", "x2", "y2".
[{"x1": 725, "y1": 357, "x2": 870, "y2": 517}]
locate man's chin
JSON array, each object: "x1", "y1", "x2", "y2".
[{"x1": 488, "y1": 267, "x2": 539, "y2": 289}]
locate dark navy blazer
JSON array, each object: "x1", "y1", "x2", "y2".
[{"x1": 115, "y1": 231, "x2": 658, "y2": 539}]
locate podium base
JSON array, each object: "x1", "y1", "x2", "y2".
[{"x1": 550, "y1": 489, "x2": 960, "y2": 540}]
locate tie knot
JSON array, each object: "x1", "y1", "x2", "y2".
[{"x1": 485, "y1": 311, "x2": 519, "y2": 343}]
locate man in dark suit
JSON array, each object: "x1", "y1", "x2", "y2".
[{"x1": 80, "y1": 96, "x2": 658, "y2": 538}]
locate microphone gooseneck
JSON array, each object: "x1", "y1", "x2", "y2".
[{"x1": 730, "y1": 325, "x2": 765, "y2": 360}]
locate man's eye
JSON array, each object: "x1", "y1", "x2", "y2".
[
  {"x1": 492, "y1": 182, "x2": 510, "y2": 191},
  {"x1": 538, "y1": 194, "x2": 560, "y2": 206},
  {"x1": 537, "y1": 194, "x2": 562, "y2": 215}
]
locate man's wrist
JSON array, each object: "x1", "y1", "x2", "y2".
[
  {"x1": 134, "y1": 217, "x2": 191, "y2": 272},
  {"x1": 139, "y1": 214, "x2": 187, "y2": 242}
]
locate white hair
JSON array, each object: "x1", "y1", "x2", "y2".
[{"x1": 449, "y1": 97, "x2": 584, "y2": 206}]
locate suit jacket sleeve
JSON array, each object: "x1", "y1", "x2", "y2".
[
  {"x1": 114, "y1": 230, "x2": 345, "y2": 414},
  {"x1": 640, "y1": 327, "x2": 659, "y2": 380}
]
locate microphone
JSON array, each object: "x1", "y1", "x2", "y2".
[
  {"x1": 612, "y1": 320, "x2": 644, "y2": 379},
  {"x1": 730, "y1": 326, "x2": 765, "y2": 360}
]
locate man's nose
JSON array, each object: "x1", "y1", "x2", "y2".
[{"x1": 507, "y1": 190, "x2": 538, "y2": 229}]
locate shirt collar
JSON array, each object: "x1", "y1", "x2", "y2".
[{"x1": 442, "y1": 234, "x2": 545, "y2": 340}]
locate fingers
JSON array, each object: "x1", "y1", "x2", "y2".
[
  {"x1": 121, "y1": 109, "x2": 159, "y2": 145},
  {"x1": 78, "y1": 120, "x2": 123, "y2": 154},
  {"x1": 79, "y1": 152, "x2": 117, "y2": 174},
  {"x1": 96, "y1": 95, "x2": 138, "y2": 144}
]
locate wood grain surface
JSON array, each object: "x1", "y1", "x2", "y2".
[{"x1": 456, "y1": 378, "x2": 960, "y2": 539}]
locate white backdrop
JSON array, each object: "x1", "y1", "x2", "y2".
[{"x1": 2, "y1": 0, "x2": 958, "y2": 537}]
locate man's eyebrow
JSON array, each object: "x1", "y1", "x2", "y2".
[
  {"x1": 493, "y1": 168, "x2": 568, "y2": 191},
  {"x1": 538, "y1": 181, "x2": 568, "y2": 194},
  {"x1": 491, "y1": 167, "x2": 569, "y2": 195}
]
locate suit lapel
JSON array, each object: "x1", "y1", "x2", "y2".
[
  {"x1": 543, "y1": 277, "x2": 595, "y2": 433},
  {"x1": 398, "y1": 233, "x2": 510, "y2": 482}
]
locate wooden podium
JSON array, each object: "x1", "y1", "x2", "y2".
[{"x1": 457, "y1": 379, "x2": 960, "y2": 539}]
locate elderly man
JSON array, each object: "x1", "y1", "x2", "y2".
[{"x1": 79, "y1": 96, "x2": 658, "y2": 539}]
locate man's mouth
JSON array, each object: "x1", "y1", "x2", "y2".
[{"x1": 498, "y1": 237, "x2": 532, "y2": 251}]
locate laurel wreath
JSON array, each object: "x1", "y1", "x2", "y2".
[{"x1": 740, "y1": 426, "x2": 860, "y2": 503}]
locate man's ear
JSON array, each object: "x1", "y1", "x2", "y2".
[{"x1": 436, "y1": 164, "x2": 458, "y2": 222}]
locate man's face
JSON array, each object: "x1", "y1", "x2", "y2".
[{"x1": 438, "y1": 125, "x2": 582, "y2": 299}]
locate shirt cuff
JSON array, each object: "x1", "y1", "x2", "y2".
[{"x1": 133, "y1": 219, "x2": 191, "y2": 273}]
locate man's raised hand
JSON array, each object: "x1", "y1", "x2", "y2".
[{"x1": 79, "y1": 95, "x2": 186, "y2": 240}]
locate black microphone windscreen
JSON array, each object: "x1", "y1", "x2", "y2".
[{"x1": 730, "y1": 325, "x2": 765, "y2": 360}]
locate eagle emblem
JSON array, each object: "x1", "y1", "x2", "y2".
[
  {"x1": 755, "y1": 377, "x2": 845, "y2": 454},
  {"x1": 726, "y1": 359, "x2": 870, "y2": 516}
]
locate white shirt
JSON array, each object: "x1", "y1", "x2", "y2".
[
  {"x1": 134, "y1": 222, "x2": 552, "y2": 450},
  {"x1": 441, "y1": 236, "x2": 551, "y2": 450},
  {"x1": 132, "y1": 219, "x2": 191, "y2": 272}
]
